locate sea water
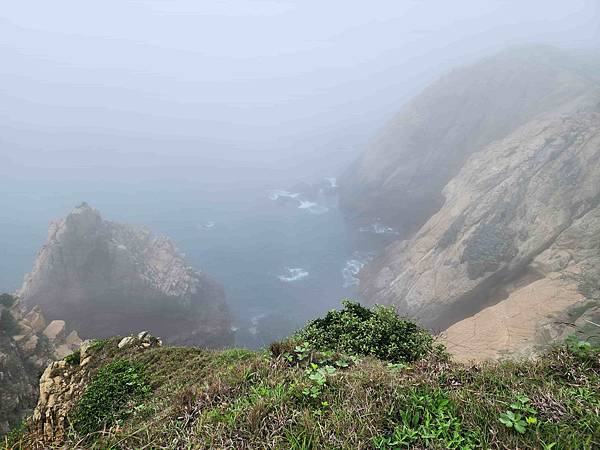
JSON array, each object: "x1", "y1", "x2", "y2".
[{"x1": 1, "y1": 176, "x2": 397, "y2": 347}]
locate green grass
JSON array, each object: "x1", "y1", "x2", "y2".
[
  {"x1": 4, "y1": 302, "x2": 600, "y2": 449},
  {"x1": 70, "y1": 359, "x2": 150, "y2": 435},
  {"x1": 7, "y1": 338, "x2": 600, "y2": 449}
]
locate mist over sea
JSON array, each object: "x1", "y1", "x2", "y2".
[{"x1": 0, "y1": 175, "x2": 393, "y2": 347}]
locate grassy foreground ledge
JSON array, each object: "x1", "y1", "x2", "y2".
[{"x1": 4, "y1": 303, "x2": 600, "y2": 449}]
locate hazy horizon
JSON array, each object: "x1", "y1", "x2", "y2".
[{"x1": 2, "y1": 1, "x2": 598, "y2": 183}]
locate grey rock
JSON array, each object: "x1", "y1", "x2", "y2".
[
  {"x1": 340, "y1": 46, "x2": 598, "y2": 235},
  {"x1": 0, "y1": 296, "x2": 80, "y2": 434},
  {"x1": 118, "y1": 336, "x2": 137, "y2": 348},
  {"x1": 343, "y1": 47, "x2": 600, "y2": 360},
  {"x1": 19, "y1": 203, "x2": 233, "y2": 348}
]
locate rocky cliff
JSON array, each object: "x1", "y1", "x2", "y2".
[
  {"x1": 0, "y1": 294, "x2": 81, "y2": 434},
  {"x1": 339, "y1": 46, "x2": 599, "y2": 236},
  {"x1": 19, "y1": 203, "x2": 233, "y2": 348},
  {"x1": 341, "y1": 47, "x2": 600, "y2": 360}
]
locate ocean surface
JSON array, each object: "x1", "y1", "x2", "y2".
[{"x1": 0, "y1": 177, "x2": 394, "y2": 347}]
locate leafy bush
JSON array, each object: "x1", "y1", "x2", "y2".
[
  {"x1": 71, "y1": 359, "x2": 150, "y2": 435},
  {"x1": 64, "y1": 350, "x2": 81, "y2": 366},
  {"x1": 0, "y1": 309, "x2": 21, "y2": 336},
  {"x1": 294, "y1": 300, "x2": 433, "y2": 363}
]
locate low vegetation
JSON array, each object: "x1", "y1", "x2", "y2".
[
  {"x1": 0, "y1": 309, "x2": 20, "y2": 336},
  {"x1": 293, "y1": 300, "x2": 434, "y2": 363},
  {"x1": 71, "y1": 359, "x2": 150, "y2": 435},
  {"x1": 4, "y1": 302, "x2": 600, "y2": 449},
  {"x1": 0, "y1": 294, "x2": 16, "y2": 308}
]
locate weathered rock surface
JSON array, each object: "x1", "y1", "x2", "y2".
[
  {"x1": 0, "y1": 294, "x2": 80, "y2": 434},
  {"x1": 32, "y1": 332, "x2": 161, "y2": 444},
  {"x1": 19, "y1": 203, "x2": 233, "y2": 348},
  {"x1": 339, "y1": 46, "x2": 598, "y2": 235},
  {"x1": 343, "y1": 47, "x2": 600, "y2": 360}
]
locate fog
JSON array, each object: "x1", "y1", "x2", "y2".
[
  {"x1": 2, "y1": 0, "x2": 598, "y2": 182},
  {"x1": 1, "y1": 1, "x2": 599, "y2": 346}
]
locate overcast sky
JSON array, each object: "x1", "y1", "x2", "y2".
[{"x1": 1, "y1": 0, "x2": 598, "y2": 182}]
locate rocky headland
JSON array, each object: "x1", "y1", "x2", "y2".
[
  {"x1": 19, "y1": 203, "x2": 233, "y2": 348},
  {"x1": 340, "y1": 46, "x2": 600, "y2": 360}
]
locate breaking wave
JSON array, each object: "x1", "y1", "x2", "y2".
[
  {"x1": 268, "y1": 190, "x2": 300, "y2": 201},
  {"x1": 298, "y1": 201, "x2": 329, "y2": 215},
  {"x1": 359, "y1": 220, "x2": 399, "y2": 235},
  {"x1": 324, "y1": 177, "x2": 338, "y2": 188},
  {"x1": 278, "y1": 267, "x2": 309, "y2": 282},
  {"x1": 342, "y1": 253, "x2": 375, "y2": 288},
  {"x1": 268, "y1": 187, "x2": 330, "y2": 215}
]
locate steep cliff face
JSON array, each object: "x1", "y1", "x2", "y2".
[
  {"x1": 339, "y1": 47, "x2": 598, "y2": 236},
  {"x1": 342, "y1": 47, "x2": 600, "y2": 359},
  {"x1": 19, "y1": 203, "x2": 232, "y2": 348},
  {"x1": 0, "y1": 294, "x2": 80, "y2": 434}
]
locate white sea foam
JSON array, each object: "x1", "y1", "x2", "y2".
[
  {"x1": 298, "y1": 200, "x2": 317, "y2": 209},
  {"x1": 342, "y1": 260, "x2": 364, "y2": 288},
  {"x1": 359, "y1": 220, "x2": 399, "y2": 235},
  {"x1": 298, "y1": 201, "x2": 329, "y2": 215},
  {"x1": 269, "y1": 188, "x2": 330, "y2": 215},
  {"x1": 324, "y1": 177, "x2": 338, "y2": 188},
  {"x1": 278, "y1": 267, "x2": 309, "y2": 282},
  {"x1": 342, "y1": 253, "x2": 375, "y2": 288},
  {"x1": 268, "y1": 190, "x2": 301, "y2": 201}
]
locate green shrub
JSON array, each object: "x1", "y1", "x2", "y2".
[
  {"x1": 64, "y1": 350, "x2": 81, "y2": 366},
  {"x1": 0, "y1": 293, "x2": 16, "y2": 308},
  {"x1": 0, "y1": 309, "x2": 21, "y2": 336},
  {"x1": 71, "y1": 359, "x2": 150, "y2": 435},
  {"x1": 294, "y1": 300, "x2": 433, "y2": 363}
]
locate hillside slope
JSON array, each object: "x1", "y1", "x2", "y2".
[
  {"x1": 340, "y1": 47, "x2": 600, "y2": 359},
  {"x1": 19, "y1": 203, "x2": 232, "y2": 348},
  {"x1": 5, "y1": 331, "x2": 599, "y2": 449}
]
